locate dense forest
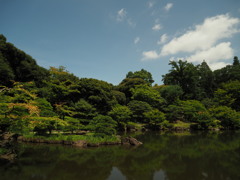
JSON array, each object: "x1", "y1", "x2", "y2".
[{"x1": 0, "y1": 34, "x2": 240, "y2": 138}]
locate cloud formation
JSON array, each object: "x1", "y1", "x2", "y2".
[
  {"x1": 187, "y1": 42, "x2": 233, "y2": 70},
  {"x1": 117, "y1": 8, "x2": 127, "y2": 22},
  {"x1": 160, "y1": 14, "x2": 240, "y2": 56},
  {"x1": 116, "y1": 8, "x2": 136, "y2": 27},
  {"x1": 142, "y1": 50, "x2": 159, "y2": 61},
  {"x1": 164, "y1": 3, "x2": 173, "y2": 11},
  {"x1": 148, "y1": 1, "x2": 155, "y2": 8},
  {"x1": 157, "y1": 34, "x2": 168, "y2": 44},
  {"x1": 134, "y1": 37, "x2": 140, "y2": 44},
  {"x1": 141, "y1": 14, "x2": 240, "y2": 67},
  {"x1": 152, "y1": 24, "x2": 162, "y2": 31}
]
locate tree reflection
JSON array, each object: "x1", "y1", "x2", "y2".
[{"x1": 0, "y1": 131, "x2": 240, "y2": 180}]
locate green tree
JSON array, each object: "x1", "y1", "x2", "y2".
[
  {"x1": 130, "y1": 84, "x2": 165, "y2": 108},
  {"x1": 214, "y1": 80, "x2": 240, "y2": 111},
  {"x1": 144, "y1": 109, "x2": 167, "y2": 130},
  {"x1": 159, "y1": 85, "x2": 183, "y2": 104},
  {"x1": 79, "y1": 78, "x2": 117, "y2": 114},
  {"x1": 166, "y1": 100, "x2": 207, "y2": 123},
  {"x1": 117, "y1": 78, "x2": 147, "y2": 101},
  {"x1": 128, "y1": 100, "x2": 152, "y2": 122},
  {"x1": 30, "y1": 117, "x2": 68, "y2": 135},
  {"x1": 108, "y1": 105, "x2": 132, "y2": 131},
  {"x1": 72, "y1": 99, "x2": 97, "y2": 122},
  {"x1": 162, "y1": 60, "x2": 200, "y2": 99},
  {"x1": 126, "y1": 69, "x2": 154, "y2": 85},
  {"x1": 197, "y1": 61, "x2": 215, "y2": 98},
  {"x1": 35, "y1": 98, "x2": 56, "y2": 117},
  {"x1": 89, "y1": 115, "x2": 117, "y2": 137},
  {"x1": 209, "y1": 106, "x2": 240, "y2": 129}
]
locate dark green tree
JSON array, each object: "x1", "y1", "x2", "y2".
[
  {"x1": 126, "y1": 69, "x2": 154, "y2": 85},
  {"x1": 127, "y1": 100, "x2": 152, "y2": 122},
  {"x1": 108, "y1": 105, "x2": 132, "y2": 131},
  {"x1": 162, "y1": 60, "x2": 200, "y2": 99},
  {"x1": 89, "y1": 115, "x2": 117, "y2": 136}
]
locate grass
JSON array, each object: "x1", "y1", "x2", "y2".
[
  {"x1": 127, "y1": 122, "x2": 145, "y2": 130},
  {"x1": 172, "y1": 120, "x2": 195, "y2": 129},
  {"x1": 22, "y1": 133, "x2": 120, "y2": 144}
]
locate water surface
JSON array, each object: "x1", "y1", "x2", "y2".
[{"x1": 1, "y1": 131, "x2": 240, "y2": 180}]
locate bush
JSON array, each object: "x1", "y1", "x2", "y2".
[
  {"x1": 209, "y1": 106, "x2": 240, "y2": 129},
  {"x1": 89, "y1": 115, "x2": 117, "y2": 137}
]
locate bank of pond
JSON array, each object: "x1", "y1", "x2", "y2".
[{"x1": 0, "y1": 130, "x2": 240, "y2": 180}]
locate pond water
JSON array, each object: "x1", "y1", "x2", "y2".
[{"x1": 1, "y1": 131, "x2": 240, "y2": 180}]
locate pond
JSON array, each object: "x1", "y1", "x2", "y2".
[{"x1": 1, "y1": 131, "x2": 240, "y2": 180}]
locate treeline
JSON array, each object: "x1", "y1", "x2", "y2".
[{"x1": 0, "y1": 34, "x2": 240, "y2": 137}]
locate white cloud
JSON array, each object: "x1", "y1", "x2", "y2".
[
  {"x1": 152, "y1": 24, "x2": 162, "y2": 31},
  {"x1": 127, "y1": 19, "x2": 136, "y2": 27},
  {"x1": 116, "y1": 8, "x2": 136, "y2": 27},
  {"x1": 157, "y1": 34, "x2": 168, "y2": 44},
  {"x1": 164, "y1": 3, "x2": 173, "y2": 11},
  {"x1": 187, "y1": 42, "x2": 234, "y2": 63},
  {"x1": 134, "y1": 37, "x2": 140, "y2": 44},
  {"x1": 148, "y1": 1, "x2": 155, "y2": 8},
  {"x1": 117, "y1": 8, "x2": 127, "y2": 22},
  {"x1": 208, "y1": 62, "x2": 230, "y2": 71},
  {"x1": 160, "y1": 14, "x2": 240, "y2": 56},
  {"x1": 142, "y1": 50, "x2": 159, "y2": 61}
]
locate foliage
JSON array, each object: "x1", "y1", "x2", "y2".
[
  {"x1": 89, "y1": 115, "x2": 117, "y2": 137},
  {"x1": 209, "y1": 106, "x2": 240, "y2": 129},
  {"x1": 72, "y1": 99, "x2": 97, "y2": 121},
  {"x1": 162, "y1": 60, "x2": 200, "y2": 100},
  {"x1": 126, "y1": 69, "x2": 154, "y2": 85},
  {"x1": 1, "y1": 35, "x2": 240, "y2": 134},
  {"x1": 29, "y1": 116, "x2": 68, "y2": 135},
  {"x1": 108, "y1": 105, "x2": 132, "y2": 130},
  {"x1": 127, "y1": 100, "x2": 152, "y2": 122},
  {"x1": 159, "y1": 85, "x2": 183, "y2": 104},
  {"x1": 78, "y1": 78, "x2": 117, "y2": 113},
  {"x1": 130, "y1": 84, "x2": 165, "y2": 109},
  {"x1": 117, "y1": 78, "x2": 147, "y2": 100},
  {"x1": 214, "y1": 80, "x2": 240, "y2": 111},
  {"x1": 166, "y1": 100, "x2": 207, "y2": 123},
  {"x1": 144, "y1": 109, "x2": 168, "y2": 130}
]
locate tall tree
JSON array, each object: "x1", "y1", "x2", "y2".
[
  {"x1": 126, "y1": 69, "x2": 154, "y2": 85},
  {"x1": 197, "y1": 61, "x2": 215, "y2": 98},
  {"x1": 162, "y1": 60, "x2": 200, "y2": 99}
]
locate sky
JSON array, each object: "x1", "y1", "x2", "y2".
[{"x1": 1, "y1": 0, "x2": 240, "y2": 85}]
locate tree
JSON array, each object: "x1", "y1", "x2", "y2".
[
  {"x1": 30, "y1": 117, "x2": 68, "y2": 135},
  {"x1": 89, "y1": 115, "x2": 117, "y2": 137},
  {"x1": 233, "y1": 56, "x2": 239, "y2": 66},
  {"x1": 130, "y1": 84, "x2": 165, "y2": 109},
  {"x1": 159, "y1": 85, "x2": 183, "y2": 104},
  {"x1": 35, "y1": 98, "x2": 56, "y2": 117},
  {"x1": 108, "y1": 105, "x2": 132, "y2": 131},
  {"x1": 117, "y1": 78, "x2": 147, "y2": 101},
  {"x1": 79, "y1": 78, "x2": 117, "y2": 114},
  {"x1": 144, "y1": 109, "x2": 167, "y2": 130},
  {"x1": 126, "y1": 69, "x2": 154, "y2": 85},
  {"x1": 214, "y1": 56, "x2": 240, "y2": 86},
  {"x1": 214, "y1": 80, "x2": 240, "y2": 111},
  {"x1": 72, "y1": 99, "x2": 97, "y2": 122},
  {"x1": 128, "y1": 100, "x2": 152, "y2": 122},
  {"x1": 162, "y1": 60, "x2": 200, "y2": 99},
  {"x1": 112, "y1": 90, "x2": 126, "y2": 105},
  {"x1": 197, "y1": 61, "x2": 215, "y2": 98},
  {"x1": 209, "y1": 106, "x2": 240, "y2": 129},
  {"x1": 165, "y1": 100, "x2": 207, "y2": 123}
]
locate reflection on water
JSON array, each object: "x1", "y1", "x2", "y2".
[{"x1": 0, "y1": 131, "x2": 240, "y2": 180}]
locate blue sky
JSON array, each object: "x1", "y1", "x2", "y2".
[{"x1": 1, "y1": 0, "x2": 240, "y2": 85}]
